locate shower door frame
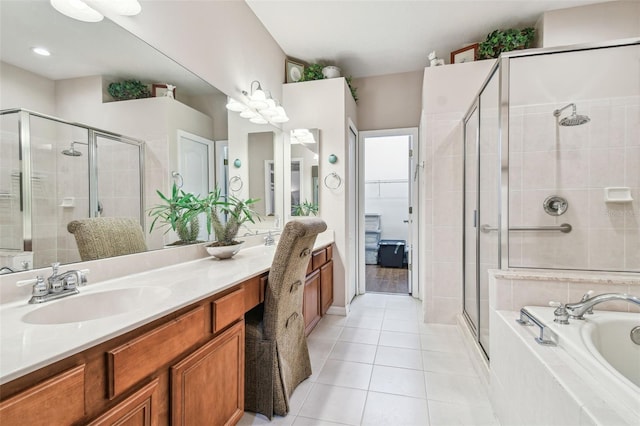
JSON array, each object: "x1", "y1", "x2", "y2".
[{"x1": 1, "y1": 108, "x2": 146, "y2": 254}]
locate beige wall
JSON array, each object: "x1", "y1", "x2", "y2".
[
  {"x1": 540, "y1": 1, "x2": 640, "y2": 47},
  {"x1": 353, "y1": 71, "x2": 423, "y2": 131},
  {"x1": 0, "y1": 62, "x2": 56, "y2": 112},
  {"x1": 283, "y1": 78, "x2": 357, "y2": 310},
  {"x1": 102, "y1": 1, "x2": 286, "y2": 104}
]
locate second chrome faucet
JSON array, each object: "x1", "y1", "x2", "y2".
[{"x1": 552, "y1": 292, "x2": 640, "y2": 323}]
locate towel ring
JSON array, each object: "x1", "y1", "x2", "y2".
[
  {"x1": 324, "y1": 172, "x2": 342, "y2": 190},
  {"x1": 229, "y1": 175, "x2": 243, "y2": 192},
  {"x1": 171, "y1": 171, "x2": 183, "y2": 188}
]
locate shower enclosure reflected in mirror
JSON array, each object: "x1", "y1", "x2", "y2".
[{"x1": 290, "y1": 128, "x2": 320, "y2": 216}]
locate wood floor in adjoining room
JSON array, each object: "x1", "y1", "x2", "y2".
[{"x1": 365, "y1": 265, "x2": 408, "y2": 294}]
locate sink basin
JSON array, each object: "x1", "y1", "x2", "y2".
[{"x1": 21, "y1": 287, "x2": 172, "y2": 324}]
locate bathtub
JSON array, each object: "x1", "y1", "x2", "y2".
[{"x1": 491, "y1": 307, "x2": 640, "y2": 425}]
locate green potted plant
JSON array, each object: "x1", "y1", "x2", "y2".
[
  {"x1": 300, "y1": 63, "x2": 358, "y2": 103},
  {"x1": 292, "y1": 200, "x2": 319, "y2": 216},
  {"x1": 200, "y1": 188, "x2": 260, "y2": 259},
  {"x1": 477, "y1": 27, "x2": 536, "y2": 60},
  {"x1": 108, "y1": 79, "x2": 151, "y2": 101},
  {"x1": 148, "y1": 183, "x2": 202, "y2": 245}
]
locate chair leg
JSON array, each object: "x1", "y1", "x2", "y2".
[{"x1": 244, "y1": 337, "x2": 276, "y2": 419}]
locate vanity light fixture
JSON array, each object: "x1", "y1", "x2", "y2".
[
  {"x1": 225, "y1": 80, "x2": 289, "y2": 125},
  {"x1": 32, "y1": 47, "x2": 51, "y2": 57},
  {"x1": 291, "y1": 129, "x2": 317, "y2": 145},
  {"x1": 50, "y1": 0, "x2": 141, "y2": 23}
]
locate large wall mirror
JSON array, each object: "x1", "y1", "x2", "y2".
[
  {"x1": 0, "y1": 1, "x2": 283, "y2": 273},
  {"x1": 290, "y1": 129, "x2": 319, "y2": 217}
]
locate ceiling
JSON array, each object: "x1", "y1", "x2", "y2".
[{"x1": 246, "y1": 0, "x2": 614, "y2": 78}]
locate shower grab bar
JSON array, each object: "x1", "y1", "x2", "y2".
[
  {"x1": 480, "y1": 223, "x2": 572, "y2": 233},
  {"x1": 516, "y1": 308, "x2": 557, "y2": 346}
]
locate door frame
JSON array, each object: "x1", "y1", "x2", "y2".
[{"x1": 357, "y1": 127, "x2": 420, "y2": 299}]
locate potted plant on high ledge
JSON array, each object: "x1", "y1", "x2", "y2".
[
  {"x1": 200, "y1": 188, "x2": 260, "y2": 259},
  {"x1": 148, "y1": 183, "x2": 202, "y2": 245},
  {"x1": 477, "y1": 27, "x2": 536, "y2": 60}
]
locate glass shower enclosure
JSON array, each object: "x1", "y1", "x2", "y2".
[
  {"x1": 0, "y1": 109, "x2": 145, "y2": 270},
  {"x1": 463, "y1": 39, "x2": 640, "y2": 358}
]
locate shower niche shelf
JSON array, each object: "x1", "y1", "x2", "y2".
[{"x1": 604, "y1": 187, "x2": 632, "y2": 203}]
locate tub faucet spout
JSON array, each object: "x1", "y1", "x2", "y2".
[{"x1": 565, "y1": 293, "x2": 640, "y2": 320}]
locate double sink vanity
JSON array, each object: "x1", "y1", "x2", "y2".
[{"x1": 0, "y1": 232, "x2": 334, "y2": 425}]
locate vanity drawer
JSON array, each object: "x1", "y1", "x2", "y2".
[
  {"x1": 243, "y1": 275, "x2": 265, "y2": 312},
  {"x1": 212, "y1": 288, "x2": 245, "y2": 333},
  {"x1": 0, "y1": 364, "x2": 85, "y2": 425},
  {"x1": 107, "y1": 306, "x2": 206, "y2": 399},
  {"x1": 326, "y1": 245, "x2": 333, "y2": 261},
  {"x1": 312, "y1": 248, "x2": 327, "y2": 270}
]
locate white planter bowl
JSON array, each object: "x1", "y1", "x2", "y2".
[
  {"x1": 205, "y1": 241, "x2": 245, "y2": 259},
  {"x1": 322, "y1": 66, "x2": 341, "y2": 79}
]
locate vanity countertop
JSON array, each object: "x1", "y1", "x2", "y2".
[{"x1": 0, "y1": 232, "x2": 334, "y2": 385}]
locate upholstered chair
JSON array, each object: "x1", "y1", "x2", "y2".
[
  {"x1": 244, "y1": 217, "x2": 327, "y2": 419},
  {"x1": 67, "y1": 217, "x2": 147, "y2": 261}
]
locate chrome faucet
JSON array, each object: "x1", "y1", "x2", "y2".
[
  {"x1": 553, "y1": 293, "x2": 640, "y2": 322},
  {"x1": 0, "y1": 266, "x2": 16, "y2": 274},
  {"x1": 18, "y1": 262, "x2": 88, "y2": 304},
  {"x1": 264, "y1": 230, "x2": 280, "y2": 246}
]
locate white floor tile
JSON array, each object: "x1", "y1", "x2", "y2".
[
  {"x1": 298, "y1": 383, "x2": 367, "y2": 425},
  {"x1": 307, "y1": 337, "x2": 336, "y2": 362},
  {"x1": 292, "y1": 416, "x2": 350, "y2": 426},
  {"x1": 419, "y1": 323, "x2": 460, "y2": 336},
  {"x1": 424, "y1": 372, "x2": 492, "y2": 407},
  {"x1": 422, "y1": 350, "x2": 476, "y2": 376},
  {"x1": 329, "y1": 341, "x2": 377, "y2": 364},
  {"x1": 382, "y1": 318, "x2": 420, "y2": 334},
  {"x1": 350, "y1": 294, "x2": 388, "y2": 308},
  {"x1": 420, "y1": 333, "x2": 466, "y2": 353},
  {"x1": 319, "y1": 314, "x2": 348, "y2": 328},
  {"x1": 361, "y1": 391, "x2": 430, "y2": 426},
  {"x1": 316, "y1": 359, "x2": 373, "y2": 390},
  {"x1": 348, "y1": 306, "x2": 386, "y2": 319},
  {"x1": 384, "y1": 308, "x2": 419, "y2": 321},
  {"x1": 428, "y1": 400, "x2": 499, "y2": 426},
  {"x1": 385, "y1": 297, "x2": 421, "y2": 311},
  {"x1": 309, "y1": 323, "x2": 344, "y2": 341},
  {"x1": 238, "y1": 412, "x2": 294, "y2": 426},
  {"x1": 288, "y1": 379, "x2": 315, "y2": 416},
  {"x1": 369, "y1": 365, "x2": 427, "y2": 399},
  {"x1": 338, "y1": 327, "x2": 381, "y2": 345},
  {"x1": 375, "y1": 346, "x2": 423, "y2": 370},
  {"x1": 379, "y1": 330, "x2": 422, "y2": 350},
  {"x1": 345, "y1": 315, "x2": 384, "y2": 330}
]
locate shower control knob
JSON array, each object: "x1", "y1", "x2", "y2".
[{"x1": 549, "y1": 301, "x2": 569, "y2": 325}]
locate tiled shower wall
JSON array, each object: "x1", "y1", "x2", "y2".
[{"x1": 509, "y1": 96, "x2": 640, "y2": 271}]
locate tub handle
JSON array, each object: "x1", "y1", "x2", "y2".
[{"x1": 516, "y1": 308, "x2": 558, "y2": 346}]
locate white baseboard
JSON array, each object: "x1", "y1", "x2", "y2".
[{"x1": 326, "y1": 305, "x2": 349, "y2": 316}]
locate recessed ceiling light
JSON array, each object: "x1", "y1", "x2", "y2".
[
  {"x1": 50, "y1": 0, "x2": 104, "y2": 23},
  {"x1": 32, "y1": 47, "x2": 51, "y2": 56}
]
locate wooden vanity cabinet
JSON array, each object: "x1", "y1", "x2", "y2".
[
  {"x1": 0, "y1": 273, "x2": 267, "y2": 426},
  {"x1": 302, "y1": 245, "x2": 334, "y2": 335}
]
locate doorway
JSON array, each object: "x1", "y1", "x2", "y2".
[{"x1": 359, "y1": 128, "x2": 419, "y2": 295}]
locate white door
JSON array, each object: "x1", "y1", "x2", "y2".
[
  {"x1": 347, "y1": 122, "x2": 358, "y2": 303},
  {"x1": 177, "y1": 130, "x2": 215, "y2": 240}
]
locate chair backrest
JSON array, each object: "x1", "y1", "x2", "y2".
[
  {"x1": 67, "y1": 217, "x2": 147, "y2": 261},
  {"x1": 263, "y1": 217, "x2": 327, "y2": 340}
]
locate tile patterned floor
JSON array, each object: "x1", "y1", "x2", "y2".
[{"x1": 239, "y1": 293, "x2": 500, "y2": 426}]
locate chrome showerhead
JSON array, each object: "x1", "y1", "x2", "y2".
[
  {"x1": 553, "y1": 103, "x2": 590, "y2": 127},
  {"x1": 61, "y1": 141, "x2": 86, "y2": 157}
]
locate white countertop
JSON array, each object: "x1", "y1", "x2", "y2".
[{"x1": 0, "y1": 232, "x2": 334, "y2": 385}]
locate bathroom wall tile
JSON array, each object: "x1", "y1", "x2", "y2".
[
  {"x1": 430, "y1": 296, "x2": 461, "y2": 325},
  {"x1": 361, "y1": 391, "x2": 429, "y2": 426},
  {"x1": 509, "y1": 112, "x2": 524, "y2": 154},
  {"x1": 588, "y1": 104, "x2": 626, "y2": 148},
  {"x1": 489, "y1": 277, "x2": 512, "y2": 310},
  {"x1": 553, "y1": 228, "x2": 589, "y2": 270},
  {"x1": 557, "y1": 149, "x2": 589, "y2": 189},
  {"x1": 588, "y1": 147, "x2": 625, "y2": 188},
  {"x1": 626, "y1": 104, "x2": 639, "y2": 147},
  {"x1": 512, "y1": 279, "x2": 569, "y2": 309},
  {"x1": 588, "y1": 189, "x2": 626, "y2": 229},
  {"x1": 522, "y1": 150, "x2": 557, "y2": 190},
  {"x1": 625, "y1": 146, "x2": 640, "y2": 187},
  {"x1": 522, "y1": 112, "x2": 555, "y2": 153},
  {"x1": 588, "y1": 228, "x2": 625, "y2": 270},
  {"x1": 433, "y1": 191, "x2": 462, "y2": 226},
  {"x1": 369, "y1": 365, "x2": 427, "y2": 398},
  {"x1": 433, "y1": 156, "x2": 462, "y2": 192},
  {"x1": 433, "y1": 121, "x2": 463, "y2": 158},
  {"x1": 432, "y1": 262, "x2": 462, "y2": 298},
  {"x1": 557, "y1": 120, "x2": 589, "y2": 151},
  {"x1": 520, "y1": 233, "x2": 563, "y2": 268},
  {"x1": 432, "y1": 227, "x2": 461, "y2": 263},
  {"x1": 298, "y1": 383, "x2": 367, "y2": 425},
  {"x1": 625, "y1": 230, "x2": 640, "y2": 272}
]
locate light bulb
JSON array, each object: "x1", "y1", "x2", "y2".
[
  {"x1": 240, "y1": 110, "x2": 257, "y2": 119},
  {"x1": 225, "y1": 99, "x2": 246, "y2": 112},
  {"x1": 250, "y1": 116, "x2": 268, "y2": 124}
]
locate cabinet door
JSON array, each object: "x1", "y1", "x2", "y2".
[
  {"x1": 303, "y1": 270, "x2": 321, "y2": 336},
  {"x1": 0, "y1": 365, "x2": 85, "y2": 425},
  {"x1": 320, "y1": 259, "x2": 334, "y2": 315},
  {"x1": 171, "y1": 321, "x2": 244, "y2": 426},
  {"x1": 88, "y1": 378, "x2": 159, "y2": 426}
]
